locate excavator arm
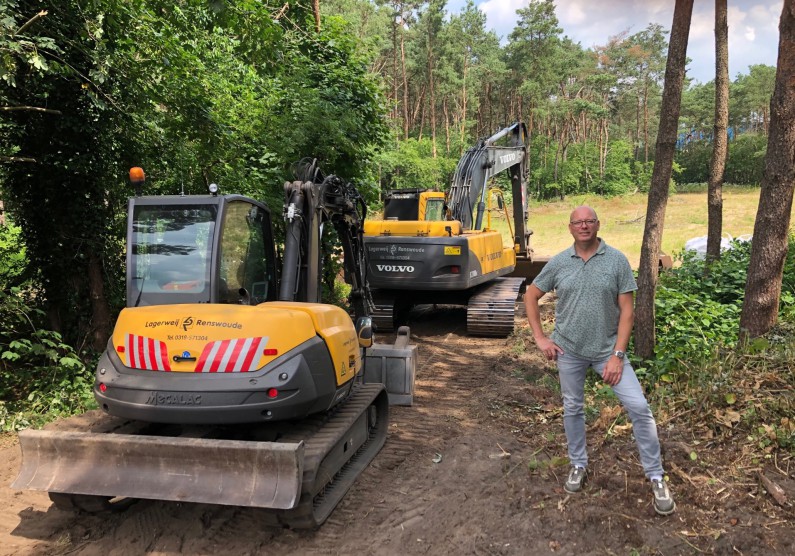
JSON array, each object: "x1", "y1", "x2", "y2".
[
  {"x1": 446, "y1": 122, "x2": 531, "y2": 256},
  {"x1": 280, "y1": 159, "x2": 374, "y2": 324}
]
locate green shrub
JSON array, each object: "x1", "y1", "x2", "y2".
[
  {"x1": 0, "y1": 222, "x2": 27, "y2": 289},
  {"x1": 641, "y1": 236, "x2": 795, "y2": 380},
  {"x1": 0, "y1": 289, "x2": 96, "y2": 431}
]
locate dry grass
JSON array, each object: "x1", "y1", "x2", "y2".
[{"x1": 490, "y1": 187, "x2": 774, "y2": 268}]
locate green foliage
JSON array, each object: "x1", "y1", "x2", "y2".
[
  {"x1": 599, "y1": 140, "x2": 635, "y2": 195},
  {"x1": 0, "y1": 289, "x2": 95, "y2": 431},
  {"x1": 676, "y1": 133, "x2": 767, "y2": 185},
  {"x1": 640, "y1": 238, "x2": 795, "y2": 380},
  {"x1": 651, "y1": 286, "x2": 741, "y2": 375},
  {"x1": 375, "y1": 138, "x2": 458, "y2": 196},
  {"x1": 0, "y1": 222, "x2": 28, "y2": 288},
  {"x1": 530, "y1": 138, "x2": 643, "y2": 199},
  {"x1": 675, "y1": 140, "x2": 713, "y2": 184},
  {"x1": 725, "y1": 133, "x2": 767, "y2": 185},
  {"x1": 1, "y1": 0, "x2": 388, "y2": 354}
]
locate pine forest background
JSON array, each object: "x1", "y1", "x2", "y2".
[{"x1": 0, "y1": 0, "x2": 781, "y2": 419}]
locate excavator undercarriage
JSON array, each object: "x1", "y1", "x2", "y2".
[{"x1": 15, "y1": 383, "x2": 388, "y2": 529}]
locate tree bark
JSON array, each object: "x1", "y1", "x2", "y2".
[
  {"x1": 391, "y1": 4, "x2": 399, "y2": 123},
  {"x1": 443, "y1": 98, "x2": 450, "y2": 155},
  {"x1": 635, "y1": 0, "x2": 694, "y2": 359},
  {"x1": 460, "y1": 56, "x2": 468, "y2": 153},
  {"x1": 706, "y1": 0, "x2": 729, "y2": 262},
  {"x1": 427, "y1": 29, "x2": 437, "y2": 158},
  {"x1": 87, "y1": 250, "x2": 112, "y2": 350},
  {"x1": 312, "y1": 0, "x2": 321, "y2": 32},
  {"x1": 400, "y1": 10, "x2": 409, "y2": 139},
  {"x1": 643, "y1": 83, "x2": 650, "y2": 163},
  {"x1": 739, "y1": 0, "x2": 795, "y2": 340}
]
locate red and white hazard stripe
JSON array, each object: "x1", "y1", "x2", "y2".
[
  {"x1": 194, "y1": 337, "x2": 269, "y2": 373},
  {"x1": 125, "y1": 334, "x2": 172, "y2": 372}
]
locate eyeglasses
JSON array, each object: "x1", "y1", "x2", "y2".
[{"x1": 570, "y1": 219, "x2": 597, "y2": 227}]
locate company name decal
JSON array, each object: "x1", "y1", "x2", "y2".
[
  {"x1": 376, "y1": 264, "x2": 415, "y2": 273},
  {"x1": 146, "y1": 392, "x2": 202, "y2": 406},
  {"x1": 144, "y1": 319, "x2": 180, "y2": 328},
  {"x1": 194, "y1": 319, "x2": 242, "y2": 329},
  {"x1": 144, "y1": 318, "x2": 242, "y2": 330},
  {"x1": 368, "y1": 245, "x2": 426, "y2": 254}
]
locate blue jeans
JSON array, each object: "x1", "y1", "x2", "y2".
[{"x1": 557, "y1": 352, "x2": 664, "y2": 479}]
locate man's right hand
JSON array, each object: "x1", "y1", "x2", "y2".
[{"x1": 536, "y1": 336, "x2": 564, "y2": 361}]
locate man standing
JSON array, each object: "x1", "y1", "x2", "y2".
[{"x1": 524, "y1": 206, "x2": 675, "y2": 516}]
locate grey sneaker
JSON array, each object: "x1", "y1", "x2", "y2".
[
  {"x1": 651, "y1": 479, "x2": 676, "y2": 515},
  {"x1": 564, "y1": 466, "x2": 586, "y2": 493}
]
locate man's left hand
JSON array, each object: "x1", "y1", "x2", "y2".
[{"x1": 603, "y1": 356, "x2": 624, "y2": 386}]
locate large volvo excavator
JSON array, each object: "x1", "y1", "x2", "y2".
[
  {"x1": 12, "y1": 160, "x2": 412, "y2": 529},
  {"x1": 364, "y1": 123, "x2": 545, "y2": 337}
]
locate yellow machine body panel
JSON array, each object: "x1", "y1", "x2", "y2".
[
  {"x1": 364, "y1": 219, "x2": 462, "y2": 238},
  {"x1": 111, "y1": 302, "x2": 357, "y2": 384},
  {"x1": 462, "y1": 229, "x2": 517, "y2": 275},
  {"x1": 265, "y1": 302, "x2": 361, "y2": 386}
]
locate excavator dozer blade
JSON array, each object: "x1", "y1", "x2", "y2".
[{"x1": 12, "y1": 429, "x2": 304, "y2": 509}]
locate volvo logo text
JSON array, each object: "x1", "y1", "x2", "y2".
[
  {"x1": 376, "y1": 264, "x2": 415, "y2": 273},
  {"x1": 499, "y1": 152, "x2": 517, "y2": 164}
]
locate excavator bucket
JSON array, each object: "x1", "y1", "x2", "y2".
[{"x1": 12, "y1": 429, "x2": 304, "y2": 509}]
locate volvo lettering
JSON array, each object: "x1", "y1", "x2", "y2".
[{"x1": 376, "y1": 264, "x2": 415, "y2": 273}]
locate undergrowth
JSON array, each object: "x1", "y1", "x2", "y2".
[
  {"x1": 0, "y1": 289, "x2": 97, "y2": 432},
  {"x1": 635, "y1": 238, "x2": 795, "y2": 457}
]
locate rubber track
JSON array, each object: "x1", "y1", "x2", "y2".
[
  {"x1": 36, "y1": 387, "x2": 388, "y2": 529},
  {"x1": 274, "y1": 383, "x2": 388, "y2": 529},
  {"x1": 371, "y1": 294, "x2": 396, "y2": 332},
  {"x1": 466, "y1": 277, "x2": 525, "y2": 337}
]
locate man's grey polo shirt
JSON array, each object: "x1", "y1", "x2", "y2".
[{"x1": 532, "y1": 239, "x2": 637, "y2": 360}]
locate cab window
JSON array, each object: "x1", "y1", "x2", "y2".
[{"x1": 218, "y1": 202, "x2": 275, "y2": 304}]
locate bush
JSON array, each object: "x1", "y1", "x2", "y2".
[
  {"x1": 0, "y1": 222, "x2": 28, "y2": 289},
  {"x1": 0, "y1": 289, "x2": 96, "y2": 431},
  {"x1": 640, "y1": 236, "x2": 795, "y2": 381}
]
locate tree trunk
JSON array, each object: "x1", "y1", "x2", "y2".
[
  {"x1": 427, "y1": 32, "x2": 437, "y2": 158},
  {"x1": 706, "y1": 0, "x2": 729, "y2": 263},
  {"x1": 460, "y1": 57, "x2": 468, "y2": 150},
  {"x1": 87, "y1": 250, "x2": 112, "y2": 350},
  {"x1": 312, "y1": 0, "x2": 321, "y2": 32},
  {"x1": 401, "y1": 11, "x2": 409, "y2": 139},
  {"x1": 392, "y1": 7, "x2": 399, "y2": 123},
  {"x1": 443, "y1": 98, "x2": 450, "y2": 155},
  {"x1": 643, "y1": 82, "x2": 650, "y2": 163},
  {"x1": 739, "y1": 0, "x2": 795, "y2": 340},
  {"x1": 635, "y1": 94, "x2": 641, "y2": 160},
  {"x1": 635, "y1": 0, "x2": 694, "y2": 359}
]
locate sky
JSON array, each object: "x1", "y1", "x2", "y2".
[{"x1": 451, "y1": 0, "x2": 783, "y2": 84}]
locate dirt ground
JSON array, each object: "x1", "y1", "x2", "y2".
[{"x1": 2, "y1": 304, "x2": 794, "y2": 555}]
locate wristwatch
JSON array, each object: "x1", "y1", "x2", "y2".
[{"x1": 613, "y1": 350, "x2": 625, "y2": 359}]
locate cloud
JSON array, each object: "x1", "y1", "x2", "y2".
[{"x1": 467, "y1": 0, "x2": 782, "y2": 83}]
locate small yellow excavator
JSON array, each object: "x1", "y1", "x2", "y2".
[{"x1": 12, "y1": 160, "x2": 415, "y2": 529}]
